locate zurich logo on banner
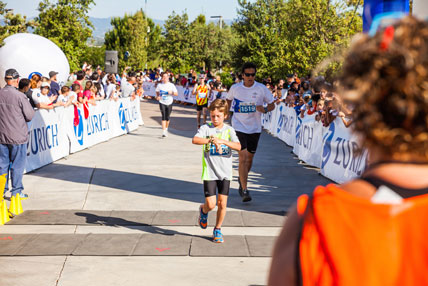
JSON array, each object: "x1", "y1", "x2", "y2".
[
  {"x1": 118, "y1": 103, "x2": 126, "y2": 131},
  {"x1": 73, "y1": 109, "x2": 84, "y2": 146},
  {"x1": 295, "y1": 117, "x2": 302, "y2": 139},
  {"x1": 184, "y1": 88, "x2": 190, "y2": 100},
  {"x1": 321, "y1": 122, "x2": 335, "y2": 169},
  {"x1": 276, "y1": 105, "x2": 284, "y2": 134}
]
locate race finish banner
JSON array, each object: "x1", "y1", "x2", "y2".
[
  {"x1": 25, "y1": 98, "x2": 143, "y2": 173},
  {"x1": 25, "y1": 108, "x2": 69, "y2": 173},
  {"x1": 363, "y1": 0, "x2": 410, "y2": 32},
  {"x1": 67, "y1": 98, "x2": 143, "y2": 153},
  {"x1": 320, "y1": 118, "x2": 368, "y2": 183},
  {"x1": 263, "y1": 105, "x2": 367, "y2": 184},
  {"x1": 293, "y1": 114, "x2": 323, "y2": 169}
]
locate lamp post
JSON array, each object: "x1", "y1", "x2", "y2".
[{"x1": 210, "y1": 15, "x2": 223, "y2": 72}]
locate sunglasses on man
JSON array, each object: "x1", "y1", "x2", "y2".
[{"x1": 244, "y1": 73, "x2": 256, "y2": 77}]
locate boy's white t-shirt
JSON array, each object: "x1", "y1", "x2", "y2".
[
  {"x1": 156, "y1": 82, "x2": 178, "y2": 105},
  {"x1": 195, "y1": 123, "x2": 240, "y2": 181},
  {"x1": 58, "y1": 92, "x2": 78, "y2": 104},
  {"x1": 226, "y1": 81, "x2": 274, "y2": 134}
]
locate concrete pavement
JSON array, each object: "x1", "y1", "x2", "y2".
[{"x1": 0, "y1": 99, "x2": 330, "y2": 286}]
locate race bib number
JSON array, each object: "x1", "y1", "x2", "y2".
[
  {"x1": 238, "y1": 102, "x2": 256, "y2": 113},
  {"x1": 198, "y1": 92, "x2": 207, "y2": 99},
  {"x1": 160, "y1": 90, "x2": 169, "y2": 101},
  {"x1": 208, "y1": 144, "x2": 231, "y2": 156}
]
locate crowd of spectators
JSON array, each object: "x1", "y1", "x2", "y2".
[
  {"x1": 258, "y1": 73, "x2": 353, "y2": 128},
  {"x1": 7, "y1": 60, "x2": 354, "y2": 130},
  {"x1": 13, "y1": 64, "x2": 146, "y2": 112}
]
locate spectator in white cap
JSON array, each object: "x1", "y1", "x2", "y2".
[
  {"x1": 32, "y1": 82, "x2": 59, "y2": 110},
  {"x1": 0, "y1": 69, "x2": 35, "y2": 199}
]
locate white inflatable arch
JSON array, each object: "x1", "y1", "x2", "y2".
[{"x1": 0, "y1": 33, "x2": 70, "y2": 87}]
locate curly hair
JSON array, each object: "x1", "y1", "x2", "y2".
[{"x1": 339, "y1": 16, "x2": 428, "y2": 159}]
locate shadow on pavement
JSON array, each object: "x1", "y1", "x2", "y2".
[
  {"x1": 28, "y1": 163, "x2": 297, "y2": 213},
  {"x1": 74, "y1": 212, "x2": 212, "y2": 241}
]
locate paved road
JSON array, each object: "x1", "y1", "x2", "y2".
[{"x1": 0, "y1": 99, "x2": 330, "y2": 286}]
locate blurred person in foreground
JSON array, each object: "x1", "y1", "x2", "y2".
[
  {"x1": 0, "y1": 69, "x2": 35, "y2": 199},
  {"x1": 269, "y1": 16, "x2": 428, "y2": 286}
]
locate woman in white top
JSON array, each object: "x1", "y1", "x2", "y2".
[
  {"x1": 155, "y1": 72, "x2": 178, "y2": 137},
  {"x1": 105, "y1": 74, "x2": 117, "y2": 100}
]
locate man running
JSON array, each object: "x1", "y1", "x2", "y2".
[
  {"x1": 226, "y1": 62, "x2": 275, "y2": 202},
  {"x1": 193, "y1": 73, "x2": 211, "y2": 128}
]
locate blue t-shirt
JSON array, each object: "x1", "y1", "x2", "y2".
[{"x1": 49, "y1": 81, "x2": 60, "y2": 96}]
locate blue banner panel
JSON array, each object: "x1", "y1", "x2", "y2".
[{"x1": 363, "y1": 0, "x2": 410, "y2": 32}]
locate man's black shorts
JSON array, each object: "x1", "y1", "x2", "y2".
[
  {"x1": 204, "y1": 180, "x2": 230, "y2": 197},
  {"x1": 196, "y1": 103, "x2": 208, "y2": 111},
  {"x1": 236, "y1": 131, "x2": 261, "y2": 154}
]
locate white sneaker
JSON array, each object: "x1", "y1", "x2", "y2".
[{"x1": 162, "y1": 130, "x2": 168, "y2": 137}]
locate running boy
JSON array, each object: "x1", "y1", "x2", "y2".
[{"x1": 192, "y1": 99, "x2": 241, "y2": 243}]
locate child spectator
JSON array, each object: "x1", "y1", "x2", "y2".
[
  {"x1": 192, "y1": 99, "x2": 241, "y2": 243},
  {"x1": 57, "y1": 86, "x2": 77, "y2": 107}
]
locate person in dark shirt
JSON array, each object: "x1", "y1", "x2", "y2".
[
  {"x1": 18, "y1": 78, "x2": 35, "y2": 108},
  {"x1": 49, "y1": 71, "x2": 60, "y2": 98}
]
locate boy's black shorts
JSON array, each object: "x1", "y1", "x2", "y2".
[
  {"x1": 236, "y1": 131, "x2": 261, "y2": 154},
  {"x1": 203, "y1": 180, "x2": 230, "y2": 197}
]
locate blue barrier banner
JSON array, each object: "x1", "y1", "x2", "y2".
[
  {"x1": 24, "y1": 98, "x2": 143, "y2": 173},
  {"x1": 363, "y1": 0, "x2": 409, "y2": 32}
]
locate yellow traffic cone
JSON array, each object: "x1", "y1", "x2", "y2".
[
  {"x1": 0, "y1": 174, "x2": 6, "y2": 196},
  {"x1": 16, "y1": 193, "x2": 23, "y2": 215},
  {"x1": 9, "y1": 195, "x2": 16, "y2": 216},
  {"x1": 0, "y1": 200, "x2": 9, "y2": 225},
  {"x1": 8, "y1": 195, "x2": 22, "y2": 216}
]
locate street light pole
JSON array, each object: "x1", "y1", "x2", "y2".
[{"x1": 210, "y1": 15, "x2": 223, "y2": 72}]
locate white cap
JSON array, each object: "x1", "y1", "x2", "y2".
[{"x1": 41, "y1": 82, "x2": 50, "y2": 88}]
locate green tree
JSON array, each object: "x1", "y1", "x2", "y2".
[
  {"x1": 233, "y1": 0, "x2": 362, "y2": 81},
  {"x1": 104, "y1": 10, "x2": 148, "y2": 71},
  {"x1": 147, "y1": 17, "x2": 162, "y2": 68},
  {"x1": 0, "y1": 1, "x2": 35, "y2": 46},
  {"x1": 35, "y1": 0, "x2": 95, "y2": 71},
  {"x1": 187, "y1": 15, "x2": 236, "y2": 72},
  {"x1": 160, "y1": 11, "x2": 191, "y2": 73},
  {"x1": 81, "y1": 45, "x2": 106, "y2": 69}
]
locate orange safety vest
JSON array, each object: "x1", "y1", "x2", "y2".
[
  {"x1": 297, "y1": 184, "x2": 428, "y2": 286},
  {"x1": 196, "y1": 85, "x2": 209, "y2": 106}
]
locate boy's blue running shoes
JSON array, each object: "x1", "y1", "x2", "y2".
[{"x1": 199, "y1": 205, "x2": 208, "y2": 229}]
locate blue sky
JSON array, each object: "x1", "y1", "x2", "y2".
[{"x1": 4, "y1": 0, "x2": 252, "y2": 20}]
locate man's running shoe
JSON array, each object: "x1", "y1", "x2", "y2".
[
  {"x1": 19, "y1": 193, "x2": 29, "y2": 200},
  {"x1": 213, "y1": 228, "x2": 224, "y2": 243},
  {"x1": 17, "y1": 193, "x2": 28, "y2": 200},
  {"x1": 162, "y1": 130, "x2": 168, "y2": 138},
  {"x1": 241, "y1": 189, "x2": 252, "y2": 202},
  {"x1": 198, "y1": 205, "x2": 208, "y2": 229}
]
